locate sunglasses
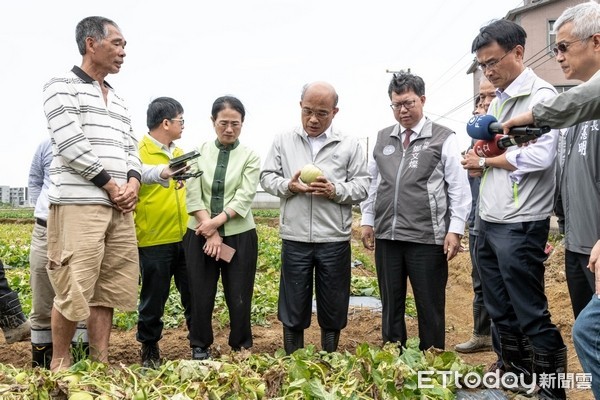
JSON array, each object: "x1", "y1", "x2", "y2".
[{"x1": 552, "y1": 36, "x2": 592, "y2": 56}]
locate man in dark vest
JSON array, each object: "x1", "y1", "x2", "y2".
[{"x1": 361, "y1": 72, "x2": 471, "y2": 352}]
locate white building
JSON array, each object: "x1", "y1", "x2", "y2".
[{"x1": 0, "y1": 186, "x2": 29, "y2": 207}]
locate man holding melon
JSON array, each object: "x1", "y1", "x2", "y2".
[{"x1": 260, "y1": 81, "x2": 370, "y2": 354}]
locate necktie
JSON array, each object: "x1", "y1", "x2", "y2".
[{"x1": 403, "y1": 129, "x2": 412, "y2": 150}]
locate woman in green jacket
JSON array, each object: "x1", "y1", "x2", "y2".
[{"x1": 183, "y1": 96, "x2": 260, "y2": 360}]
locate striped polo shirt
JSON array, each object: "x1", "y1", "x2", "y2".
[{"x1": 43, "y1": 66, "x2": 141, "y2": 206}]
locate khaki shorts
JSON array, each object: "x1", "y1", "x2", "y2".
[{"x1": 47, "y1": 204, "x2": 139, "y2": 322}]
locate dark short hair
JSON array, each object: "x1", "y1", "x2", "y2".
[
  {"x1": 388, "y1": 73, "x2": 425, "y2": 98},
  {"x1": 471, "y1": 19, "x2": 526, "y2": 53},
  {"x1": 75, "y1": 16, "x2": 118, "y2": 56},
  {"x1": 211, "y1": 96, "x2": 246, "y2": 122},
  {"x1": 146, "y1": 97, "x2": 184, "y2": 130}
]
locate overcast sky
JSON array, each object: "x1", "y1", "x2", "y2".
[{"x1": 1, "y1": 0, "x2": 521, "y2": 188}]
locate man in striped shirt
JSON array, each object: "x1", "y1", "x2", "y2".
[{"x1": 42, "y1": 16, "x2": 141, "y2": 372}]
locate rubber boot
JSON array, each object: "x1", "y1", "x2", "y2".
[
  {"x1": 473, "y1": 303, "x2": 491, "y2": 336},
  {"x1": 500, "y1": 332, "x2": 533, "y2": 386},
  {"x1": 321, "y1": 329, "x2": 340, "y2": 353},
  {"x1": 0, "y1": 292, "x2": 30, "y2": 344},
  {"x1": 31, "y1": 327, "x2": 53, "y2": 368},
  {"x1": 534, "y1": 346, "x2": 567, "y2": 400},
  {"x1": 283, "y1": 326, "x2": 304, "y2": 355},
  {"x1": 71, "y1": 324, "x2": 89, "y2": 363},
  {"x1": 455, "y1": 333, "x2": 493, "y2": 353},
  {"x1": 32, "y1": 343, "x2": 53, "y2": 368},
  {"x1": 456, "y1": 304, "x2": 492, "y2": 353}
]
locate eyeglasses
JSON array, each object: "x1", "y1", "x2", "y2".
[
  {"x1": 390, "y1": 99, "x2": 417, "y2": 111},
  {"x1": 170, "y1": 118, "x2": 185, "y2": 125},
  {"x1": 301, "y1": 108, "x2": 331, "y2": 119},
  {"x1": 216, "y1": 120, "x2": 241, "y2": 128},
  {"x1": 477, "y1": 47, "x2": 515, "y2": 71},
  {"x1": 552, "y1": 36, "x2": 592, "y2": 56}
]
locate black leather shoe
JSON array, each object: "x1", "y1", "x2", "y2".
[
  {"x1": 192, "y1": 346, "x2": 211, "y2": 360},
  {"x1": 141, "y1": 342, "x2": 161, "y2": 369}
]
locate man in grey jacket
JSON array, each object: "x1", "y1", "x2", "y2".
[
  {"x1": 461, "y1": 20, "x2": 566, "y2": 399},
  {"x1": 260, "y1": 81, "x2": 369, "y2": 355},
  {"x1": 549, "y1": 2, "x2": 600, "y2": 321},
  {"x1": 504, "y1": 3, "x2": 600, "y2": 398}
]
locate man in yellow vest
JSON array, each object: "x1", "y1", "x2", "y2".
[{"x1": 135, "y1": 97, "x2": 192, "y2": 368}]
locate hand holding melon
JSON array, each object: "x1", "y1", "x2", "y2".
[{"x1": 299, "y1": 164, "x2": 323, "y2": 184}]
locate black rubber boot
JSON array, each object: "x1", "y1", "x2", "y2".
[
  {"x1": 321, "y1": 329, "x2": 340, "y2": 353},
  {"x1": 283, "y1": 327, "x2": 304, "y2": 355},
  {"x1": 534, "y1": 346, "x2": 567, "y2": 399},
  {"x1": 32, "y1": 343, "x2": 53, "y2": 369},
  {"x1": 473, "y1": 303, "x2": 491, "y2": 336},
  {"x1": 0, "y1": 292, "x2": 30, "y2": 344},
  {"x1": 500, "y1": 332, "x2": 533, "y2": 385}
]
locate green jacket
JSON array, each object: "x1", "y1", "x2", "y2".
[
  {"x1": 135, "y1": 135, "x2": 187, "y2": 247},
  {"x1": 186, "y1": 139, "x2": 260, "y2": 236}
]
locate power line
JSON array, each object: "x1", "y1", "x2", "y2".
[{"x1": 433, "y1": 39, "x2": 558, "y2": 124}]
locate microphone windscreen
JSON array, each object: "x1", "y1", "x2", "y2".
[
  {"x1": 466, "y1": 115, "x2": 499, "y2": 141},
  {"x1": 473, "y1": 135, "x2": 506, "y2": 157}
]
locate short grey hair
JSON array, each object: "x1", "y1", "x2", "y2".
[
  {"x1": 75, "y1": 16, "x2": 119, "y2": 56},
  {"x1": 300, "y1": 82, "x2": 339, "y2": 107},
  {"x1": 554, "y1": 1, "x2": 600, "y2": 40}
]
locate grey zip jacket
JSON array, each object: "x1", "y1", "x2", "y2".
[{"x1": 260, "y1": 127, "x2": 369, "y2": 242}]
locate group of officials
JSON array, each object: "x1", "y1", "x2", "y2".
[{"x1": 11, "y1": 1, "x2": 600, "y2": 398}]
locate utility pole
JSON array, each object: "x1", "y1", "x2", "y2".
[{"x1": 386, "y1": 68, "x2": 411, "y2": 74}]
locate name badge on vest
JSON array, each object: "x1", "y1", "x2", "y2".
[{"x1": 383, "y1": 145, "x2": 396, "y2": 155}]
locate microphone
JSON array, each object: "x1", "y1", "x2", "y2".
[
  {"x1": 473, "y1": 133, "x2": 543, "y2": 157},
  {"x1": 467, "y1": 114, "x2": 550, "y2": 140}
]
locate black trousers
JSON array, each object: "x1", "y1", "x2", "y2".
[
  {"x1": 565, "y1": 249, "x2": 595, "y2": 318},
  {"x1": 476, "y1": 219, "x2": 564, "y2": 352},
  {"x1": 471, "y1": 234, "x2": 502, "y2": 361},
  {"x1": 375, "y1": 239, "x2": 447, "y2": 350},
  {"x1": 183, "y1": 228, "x2": 257, "y2": 350},
  {"x1": 0, "y1": 260, "x2": 13, "y2": 298},
  {"x1": 137, "y1": 242, "x2": 191, "y2": 344},
  {"x1": 278, "y1": 240, "x2": 351, "y2": 331},
  {"x1": 469, "y1": 234, "x2": 491, "y2": 335}
]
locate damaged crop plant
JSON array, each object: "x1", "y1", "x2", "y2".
[{"x1": 0, "y1": 209, "x2": 482, "y2": 399}]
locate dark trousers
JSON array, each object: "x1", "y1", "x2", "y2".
[
  {"x1": 0, "y1": 260, "x2": 13, "y2": 298},
  {"x1": 375, "y1": 239, "x2": 447, "y2": 350},
  {"x1": 469, "y1": 234, "x2": 490, "y2": 336},
  {"x1": 183, "y1": 228, "x2": 257, "y2": 350},
  {"x1": 477, "y1": 219, "x2": 564, "y2": 352},
  {"x1": 565, "y1": 249, "x2": 595, "y2": 318},
  {"x1": 137, "y1": 242, "x2": 191, "y2": 344},
  {"x1": 278, "y1": 240, "x2": 351, "y2": 331},
  {"x1": 471, "y1": 234, "x2": 503, "y2": 361}
]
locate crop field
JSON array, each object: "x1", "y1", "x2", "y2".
[{"x1": 1, "y1": 209, "x2": 583, "y2": 399}]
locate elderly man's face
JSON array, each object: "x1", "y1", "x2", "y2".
[{"x1": 554, "y1": 21, "x2": 599, "y2": 82}]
